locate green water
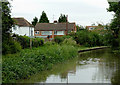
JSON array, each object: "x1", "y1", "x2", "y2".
[{"x1": 18, "y1": 48, "x2": 120, "y2": 84}]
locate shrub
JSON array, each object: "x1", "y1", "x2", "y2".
[
  {"x1": 2, "y1": 38, "x2": 22, "y2": 55},
  {"x1": 9, "y1": 40, "x2": 22, "y2": 54},
  {"x1": 62, "y1": 38, "x2": 77, "y2": 46},
  {"x1": 72, "y1": 30, "x2": 104, "y2": 47},
  {"x1": 16, "y1": 36, "x2": 30, "y2": 49},
  {"x1": 54, "y1": 36, "x2": 64, "y2": 44},
  {"x1": 45, "y1": 41, "x2": 56, "y2": 46},
  {"x1": 16, "y1": 36, "x2": 44, "y2": 48},
  {"x1": 32, "y1": 38, "x2": 44, "y2": 47},
  {"x1": 62, "y1": 35, "x2": 72, "y2": 39},
  {"x1": 54, "y1": 36, "x2": 72, "y2": 44}
]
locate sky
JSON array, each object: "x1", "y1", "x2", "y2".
[{"x1": 9, "y1": 0, "x2": 114, "y2": 26}]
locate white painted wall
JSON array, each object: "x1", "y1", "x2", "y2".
[{"x1": 12, "y1": 25, "x2": 34, "y2": 36}]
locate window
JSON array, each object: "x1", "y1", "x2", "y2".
[
  {"x1": 89, "y1": 27, "x2": 94, "y2": 30},
  {"x1": 41, "y1": 31, "x2": 52, "y2": 35},
  {"x1": 35, "y1": 31, "x2": 39, "y2": 34},
  {"x1": 54, "y1": 31, "x2": 64, "y2": 35}
]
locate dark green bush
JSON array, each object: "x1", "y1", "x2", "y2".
[
  {"x1": 54, "y1": 36, "x2": 72, "y2": 44},
  {"x1": 72, "y1": 30, "x2": 104, "y2": 47},
  {"x1": 16, "y1": 36, "x2": 30, "y2": 49},
  {"x1": 54, "y1": 36, "x2": 64, "y2": 44},
  {"x1": 16, "y1": 36, "x2": 44, "y2": 48},
  {"x1": 2, "y1": 38, "x2": 22, "y2": 55},
  {"x1": 32, "y1": 38, "x2": 44, "y2": 47}
]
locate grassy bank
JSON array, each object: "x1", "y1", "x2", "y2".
[{"x1": 2, "y1": 42, "x2": 78, "y2": 83}]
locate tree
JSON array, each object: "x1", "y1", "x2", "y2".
[
  {"x1": 2, "y1": 1, "x2": 21, "y2": 54},
  {"x1": 58, "y1": 14, "x2": 67, "y2": 23},
  {"x1": 107, "y1": 2, "x2": 120, "y2": 47},
  {"x1": 39, "y1": 11, "x2": 49, "y2": 23},
  {"x1": 2, "y1": 2, "x2": 14, "y2": 40},
  {"x1": 32, "y1": 17, "x2": 38, "y2": 26}
]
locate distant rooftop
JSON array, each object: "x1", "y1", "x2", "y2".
[
  {"x1": 35, "y1": 23, "x2": 76, "y2": 31},
  {"x1": 13, "y1": 18, "x2": 33, "y2": 27}
]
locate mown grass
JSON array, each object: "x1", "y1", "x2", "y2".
[{"x1": 2, "y1": 42, "x2": 78, "y2": 83}]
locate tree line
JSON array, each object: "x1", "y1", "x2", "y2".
[{"x1": 31, "y1": 11, "x2": 68, "y2": 26}]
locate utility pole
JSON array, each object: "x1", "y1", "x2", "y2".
[
  {"x1": 66, "y1": 15, "x2": 68, "y2": 35},
  {"x1": 30, "y1": 27, "x2": 32, "y2": 49}
]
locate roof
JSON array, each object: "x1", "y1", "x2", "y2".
[
  {"x1": 35, "y1": 23, "x2": 75, "y2": 31},
  {"x1": 86, "y1": 26, "x2": 98, "y2": 28},
  {"x1": 13, "y1": 18, "x2": 33, "y2": 27},
  {"x1": 86, "y1": 26, "x2": 98, "y2": 30}
]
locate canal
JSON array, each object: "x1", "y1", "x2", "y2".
[{"x1": 19, "y1": 48, "x2": 120, "y2": 84}]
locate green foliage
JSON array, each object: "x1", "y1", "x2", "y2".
[
  {"x1": 31, "y1": 17, "x2": 38, "y2": 26},
  {"x1": 107, "y1": 2, "x2": 120, "y2": 48},
  {"x1": 39, "y1": 11, "x2": 49, "y2": 23},
  {"x1": 1, "y1": 2, "x2": 19, "y2": 55},
  {"x1": 58, "y1": 14, "x2": 67, "y2": 23},
  {"x1": 2, "y1": 2, "x2": 14, "y2": 36},
  {"x1": 2, "y1": 44, "x2": 78, "y2": 83},
  {"x1": 2, "y1": 37, "x2": 22, "y2": 55},
  {"x1": 16, "y1": 35, "x2": 44, "y2": 48},
  {"x1": 72, "y1": 30, "x2": 104, "y2": 47},
  {"x1": 32, "y1": 38, "x2": 44, "y2": 47},
  {"x1": 62, "y1": 38, "x2": 77, "y2": 46},
  {"x1": 16, "y1": 36, "x2": 30, "y2": 49},
  {"x1": 54, "y1": 36, "x2": 72, "y2": 44},
  {"x1": 54, "y1": 36, "x2": 64, "y2": 44}
]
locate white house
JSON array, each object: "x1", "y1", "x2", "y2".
[{"x1": 12, "y1": 18, "x2": 34, "y2": 37}]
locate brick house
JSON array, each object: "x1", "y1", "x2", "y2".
[{"x1": 34, "y1": 22, "x2": 77, "y2": 39}]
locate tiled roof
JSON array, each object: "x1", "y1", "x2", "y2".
[
  {"x1": 35, "y1": 23, "x2": 75, "y2": 31},
  {"x1": 13, "y1": 18, "x2": 33, "y2": 27}
]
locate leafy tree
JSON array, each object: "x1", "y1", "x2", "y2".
[
  {"x1": 39, "y1": 11, "x2": 49, "y2": 23},
  {"x1": 58, "y1": 14, "x2": 67, "y2": 23},
  {"x1": 2, "y1": 2, "x2": 14, "y2": 40},
  {"x1": 32, "y1": 17, "x2": 38, "y2": 26},
  {"x1": 107, "y1": 2, "x2": 120, "y2": 47},
  {"x1": 2, "y1": 1, "x2": 22, "y2": 54}
]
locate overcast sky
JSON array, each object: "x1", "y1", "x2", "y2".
[{"x1": 9, "y1": 0, "x2": 114, "y2": 26}]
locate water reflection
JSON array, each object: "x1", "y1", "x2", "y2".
[{"x1": 19, "y1": 49, "x2": 120, "y2": 84}]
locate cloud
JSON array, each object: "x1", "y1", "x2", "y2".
[{"x1": 9, "y1": 0, "x2": 113, "y2": 26}]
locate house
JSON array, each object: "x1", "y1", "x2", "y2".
[
  {"x1": 86, "y1": 26, "x2": 98, "y2": 30},
  {"x1": 86, "y1": 25, "x2": 108, "y2": 35},
  {"x1": 34, "y1": 22, "x2": 77, "y2": 39},
  {"x1": 86, "y1": 25, "x2": 107, "y2": 31},
  {"x1": 12, "y1": 18, "x2": 34, "y2": 37}
]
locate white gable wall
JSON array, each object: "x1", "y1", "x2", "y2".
[{"x1": 12, "y1": 25, "x2": 34, "y2": 36}]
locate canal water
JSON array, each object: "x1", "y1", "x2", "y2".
[{"x1": 19, "y1": 48, "x2": 120, "y2": 84}]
